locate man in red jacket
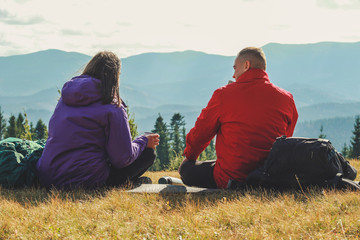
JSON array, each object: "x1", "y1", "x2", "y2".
[{"x1": 179, "y1": 47, "x2": 298, "y2": 189}]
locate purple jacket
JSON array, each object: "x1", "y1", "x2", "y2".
[{"x1": 37, "y1": 75, "x2": 148, "y2": 189}]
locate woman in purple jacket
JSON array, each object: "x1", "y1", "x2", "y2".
[{"x1": 37, "y1": 51, "x2": 159, "y2": 189}]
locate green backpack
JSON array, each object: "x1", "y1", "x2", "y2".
[{"x1": 0, "y1": 138, "x2": 45, "y2": 188}]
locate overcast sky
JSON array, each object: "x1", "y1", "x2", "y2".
[{"x1": 1, "y1": 0, "x2": 360, "y2": 57}]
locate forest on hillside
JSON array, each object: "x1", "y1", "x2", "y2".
[
  {"x1": 0, "y1": 106, "x2": 216, "y2": 172},
  {"x1": 2, "y1": 104, "x2": 360, "y2": 171}
]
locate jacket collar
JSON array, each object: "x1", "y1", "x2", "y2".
[{"x1": 235, "y1": 68, "x2": 269, "y2": 83}]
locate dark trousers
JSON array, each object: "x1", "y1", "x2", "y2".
[
  {"x1": 106, "y1": 148, "x2": 156, "y2": 187},
  {"x1": 178, "y1": 159, "x2": 218, "y2": 188}
]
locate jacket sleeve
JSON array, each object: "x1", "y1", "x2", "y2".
[
  {"x1": 286, "y1": 98, "x2": 298, "y2": 137},
  {"x1": 105, "y1": 106, "x2": 148, "y2": 169},
  {"x1": 183, "y1": 89, "x2": 221, "y2": 160}
]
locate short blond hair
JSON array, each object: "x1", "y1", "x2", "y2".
[{"x1": 237, "y1": 47, "x2": 266, "y2": 71}]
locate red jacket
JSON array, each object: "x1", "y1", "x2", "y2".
[{"x1": 184, "y1": 69, "x2": 298, "y2": 188}]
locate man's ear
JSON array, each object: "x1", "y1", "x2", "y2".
[{"x1": 244, "y1": 60, "x2": 251, "y2": 71}]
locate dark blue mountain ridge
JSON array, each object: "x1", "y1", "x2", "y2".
[
  {"x1": 121, "y1": 50, "x2": 233, "y2": 86},
  {"x1": 1, "y1": 42, "x2": 360, "y2": 150},
  {"x1": 1, "y1": 42, "x2": 360, "y2": 106},
  {"x1": 121, "y1": 50, "x2": 234, "y2": 107},
  {"x1": 263, "y1": 42, "x2": 360, "y2": 103},
  {"x1": 0, "y1": 49, "x2": 91, "y2": 96}
]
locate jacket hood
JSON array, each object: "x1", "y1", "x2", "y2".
[{"x1": 61, "y1": 75, "x2": 102, "y2": 106}]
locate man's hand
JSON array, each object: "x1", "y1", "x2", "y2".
[{"x1": 145, "y1": 134, "x2": 160, "y2": 149}]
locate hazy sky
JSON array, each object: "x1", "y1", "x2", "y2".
[{"x1": 1, "y1": 0, "x2": 360, "y2": 57}]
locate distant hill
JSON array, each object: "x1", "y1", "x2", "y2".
[
  {"x1": 0, "y1": 49, "x2": 90, "y2": 96},
  {"x1": 294, "y1": 116, "x2": 357, "y2": 150},
  {"x1": 263, "y1": 42, "x2": 360, "y2": 106},
  {"x1": 2, "y1": 42, "x2": 360, "y2": 109},
  {"x1": 1, "y1": 42, "x2": 360, "y2": 148},
  {"x1": 121, "y1": 51, "x2": 234, "y2": 107},
  {"x1": 298, "y1": 102, "x2": 360, "y2": 121}
]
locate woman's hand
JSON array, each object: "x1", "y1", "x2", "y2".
[{"x1": 145, "y1": 133, "x2": 160, "y2": 149}]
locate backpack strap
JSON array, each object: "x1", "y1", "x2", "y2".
[
  {"x1": 325, "y1": 173, "x2": 360, "y2": 191},
  {"x1": 336, "y1": 151, "x2": 357, "y2": 180},
  {"x1": 337, "y1": 177, "x2": 360, "y2": 191}
]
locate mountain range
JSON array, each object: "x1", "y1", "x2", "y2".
[{"x1": 1, "y1": 42, "x2": 360, "y2": 150}]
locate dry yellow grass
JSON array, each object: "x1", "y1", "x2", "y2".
[{"x1": 1, "y1": 161, "x2": 360, "y2": 239}]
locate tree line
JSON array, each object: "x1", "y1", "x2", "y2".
[
  {"x1": 128, "y1": 107, "x2": 360, "y2": 172},
  {"x1": 127, "y1": 107, "x2": 216, "y2": 171},
  {"x1": 0, "y1": 105, "x2": 217, "y2": 172},
  {"x1": 3, "y1": 103, "x2": 359, "y2": 173},
  {"x1": 0, "y1": 106, "x2": 48, "y2": 141},
  {"x1": 339, "y1": 116, "x2": 360, "y2": 159},
  {"x1": 319, "y1": 116, "x2": 360, "y2": 159},
  {"x1": 150, "y1": 113, "x2": 216, "y2": 171}
]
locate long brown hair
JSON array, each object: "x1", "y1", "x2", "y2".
[{"x1": 82, "y1": 51, "x2": 121, "y2": 107}]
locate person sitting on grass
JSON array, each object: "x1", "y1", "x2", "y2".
[
  {"x1": 179, "y1": 47, "x2": 298, "y2": 189},
  {"x1": 37, "y1": 51, "x2": 159, "y2": 190}
]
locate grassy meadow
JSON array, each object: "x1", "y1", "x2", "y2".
[{"x1": 1, "y1": 161, "x2": 360, "y2": 239}]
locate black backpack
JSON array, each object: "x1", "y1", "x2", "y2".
[{"x1": 231, "y1": 136, "x2": 359, "y2": 190}]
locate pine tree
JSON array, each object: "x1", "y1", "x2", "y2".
[
  {"x1": 199, "y1": 151, "x2": 207, "y2": 160},
  {"x1": 5, "y1": 115, "x2": 16, "y2": 138},
  {"x1": 350, "y1": 115, "x2": 360, "y2": 159},
  {"x1": 205, "y1": 139, "x2": 216, "y2": 160},
  {"x1": 15, "y1": 113, "x2": 25, "y2": 138},
  {"x1": 341, "y1": 143, "x2": 349, "y2": 159},
  {"x1": 0, "y1": 106, "x2": 6, "y2": 141},
  {"x1": 151, "y1": 114, "x2": 170, "y2": 170},
  {"x1": 33, "y1": 119, "x2": 48, "y2": 140},
  {"x1": 349, "y1": 145, "x2": 354, "y2": 158},
  {"x1": 318, "y1": 124, "x2": 326, "y2": 139},
  {"x1": 182, "y1": 125, "x2": 186, "y2": 149},
  {"x1": 30, "y1": 122, "x2": 35, "y2": 136},
  {"x1": 169, "y1": 113, "x2": 185, "y2": 158},
  {"x1": 125, "y1": 105, "x2": 138, "y2": 140},
  {"x1": 198, "y1": 139, "x2": 217, "y2": 161},
  {"x1": 21, "y1": 112, "x2": 33, "y2": 140}
]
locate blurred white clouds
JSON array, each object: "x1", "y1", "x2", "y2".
[
  {"x1": 0, "y1": 8, "x2": 45, "y2": 25},
  {"x1": 317, "y1": 0, "x2": 360, "y2": 9},
  {"x1": 0, "y1": 0, "x2": 359, "y2": 57}
]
